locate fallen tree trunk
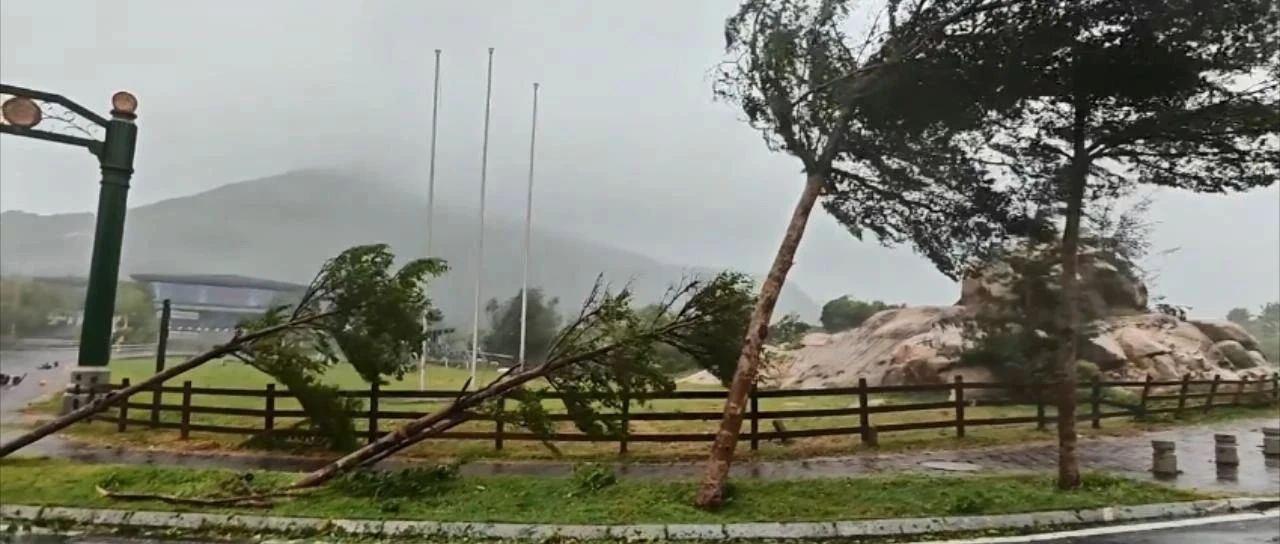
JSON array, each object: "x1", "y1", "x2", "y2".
[
  {"x1": 0, "y1": 313, "x2": 331, "y2": 459},
  {"x1": 290, "y1": 344, "x2": 616, "y2": 489}
]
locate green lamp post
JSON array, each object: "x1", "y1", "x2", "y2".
[{"x1": 0, "y1": 84, "x2": 138, "y2": 411}]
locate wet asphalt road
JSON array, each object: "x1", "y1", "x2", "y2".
[{"x1": 1034, "y1": 516, "x2": 1280, "y2": 543}]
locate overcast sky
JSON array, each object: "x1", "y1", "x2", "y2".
[{"x1": 2, "y1": 0, "x2": 1277, "y2": 318}]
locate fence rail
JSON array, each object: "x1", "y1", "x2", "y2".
[{"x1": 83, "y1": 373, "x2": 1280, "y2": 454}]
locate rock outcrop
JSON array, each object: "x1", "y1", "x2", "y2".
[{"x1": 772, "y1": 250, "x2": 1275, "y2": 389}]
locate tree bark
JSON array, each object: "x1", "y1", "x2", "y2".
[
  {"x1": 1055, "y1": 95, "x2": 1091, "y2": 491},
  {"x1": 695, "y1": 172, "x2": 826, "y2": 508},
  {"x1": 0, "y1": 313, "x2": 330, "y2": 459}
]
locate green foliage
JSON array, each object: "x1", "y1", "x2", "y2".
[
  {"x1": 0, "y1": 278, "x2": 80, "y2": 339},
  {"x1": 657, "y1": 272, "x2": 756, "y2": 386},
  {"x1": 4, "y1": 459, "x2": 1207, "y2": 525},
  {"x1": 232, "y1": 244, "x2": 448, "y2": 449},
  {"x1": 0, "y1": 278, "x2": 156, "y2": 343},
  {"x1": 113, "y1": 282, "x2": 157, "y2": 344},
  {"x1": 768, "y1": 312, "x2": 813, "y2": 345},
  {"x1": 483, "y1": 288, "x2": 560, "y2": 364},
  {"x1": 955, "y1": 238, "x2": 1104, "y2": 393},
  {"x1": 307, "y1": 245, "x2": 448, "y2": 384},
  {"x1": 717, "y1": 0, "x2": 1048, "y2": 279},
  {"x1": 570, "y1": 463, "x2": 618, "y2": 495},
  {"x1": 819, "y1": 296, "x2": 901, "y2": 333},
  {"x1": 331, "y1": 464, "x2": 460, "y2": 499},
  {"x1": 510, "y1": 272, "x2": 756, "y2": 437},
  {"x1": 1228, "y1": 303, "x2": 1280, "y2": 363}
]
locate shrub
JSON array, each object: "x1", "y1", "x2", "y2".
[
  {"x1": 570, "y1": 463, "x2": 618, "y2": 495},
  {"x1": 331, "y1": 464, "x2": 460, "y2": 499}
]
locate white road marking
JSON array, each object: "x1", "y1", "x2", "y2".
[{"x1": 914, "y1": 508, "x2": 1280, "y2": 544}]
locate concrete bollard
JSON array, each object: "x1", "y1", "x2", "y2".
[
  {"x1": 1263, "y1": 427, "x2": 1280, "y2": 457},
  {"x1": 1152, "y1": 440, "x2": 1178, "y2": 477},
  {"x1": 1214, "y1": 434, "x2": 1239, "y2": 466}
]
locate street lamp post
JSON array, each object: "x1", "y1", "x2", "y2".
[{"x1": 0, "y1": 84, "x2": 139, "y2": 412}]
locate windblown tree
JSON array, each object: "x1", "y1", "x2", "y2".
[
  {"x1": 483, "y1": 288, "x2": 561, "y2": 364},
  {"x1": 697, "y1": 0, "x2": 1044, "y2": 508},
  {"x1": 926, "y1": 0, "x2": 1279, "y2": 489},
  {"x1": 0, "y1": 244, "x2": 446, "y2": 457}
]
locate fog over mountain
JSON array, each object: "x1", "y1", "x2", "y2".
[
  {"x1": 0, "y1": 169, "x2": 821, "y2": 323},
  {"x1": 2, "y1": 0, "x2": 1276, "y2": 320}
]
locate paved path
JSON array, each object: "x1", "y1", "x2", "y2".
[{"x1": 7, "y1": 416, "x2": 1278, "y2": 496}]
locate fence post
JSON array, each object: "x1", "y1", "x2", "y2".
[
  {"x1": 1137, "y1": 375, "x2": 1154, "y2": 420},
  {"x1": 858, "y1": 378, "x2": 875, "y2": 445},
  {"x1": 954, "y1": 375, "x2": 966, "y2": 438},
  {"x1": 1203, "y1": 374, "x2": 1221, "y2": 414},
  {"x1": 495, "y1": 396, "x2": 505, "y2": 451},
  {"x1": 1090, "y1": 377, "x2": 1102, "y2": 429},
  {"x1": 1255, "y1": 376, "x2": 1269, "y2": 406},
  {"x1": 1035, "y1": 379, "x2": 1047, "y2": 430},
  {"x1": 179, "y1": 380, "x2": 192, "y2": 440},
  {"x1": 749, "y1": 384, "x2": 760, "y2": 451},
  {"x1": 117, "y1": 378, "x2": 131, "y2": 433},
  {"x1": 1234, "y1": 376, "x2": 1249, "y2": 407},
  {"x1": 72, "y1": 383, "x2": 83, "y2": 415},
  {"x1": 1175, "y1": 374, "x2": 1191, "y2": 418},
  {"x1": 264, "y1": 383, "x2": 276, "y2": 440},
  {"x1": 150, "y1": 299, "x2": 170, "y2": 429},
  {"x1": 367, "y1": 382, "x2": 380, "y2": 444},
  {"x1": 619, "y1": 388, "x2": 631, "y2": 456}
]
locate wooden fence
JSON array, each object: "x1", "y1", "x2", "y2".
[{"x1": 84, "y1": 373, "x2": 1280, "y2": 454}]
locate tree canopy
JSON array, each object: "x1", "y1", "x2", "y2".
[
  {"x1": 905, "y1": 0, "x2": 1279, "y2": 490},
  {"x1": 819, "y1": 296, "x2": 900, "y2": 332},
  {"x1": 483, "y1": 288, "x2": 561, "y2": 364}
]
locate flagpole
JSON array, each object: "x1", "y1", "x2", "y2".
[
  {"x1": 470, "y1": 47, "x2": 495, "y2": 387},
  {"x1": 518, "y1": 83, "x2": 540, "y2": 371},
  {"x1": 420, "y1": 48, "x2": 442, "y2": 392}
]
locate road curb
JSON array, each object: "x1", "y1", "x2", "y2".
[{"x1": 2, "y1": 498, "x2": 1276, "y2": 540}]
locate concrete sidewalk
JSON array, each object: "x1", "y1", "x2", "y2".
[{"x1": 3, "y1": 498, "x2": 1276, "y2": 541}]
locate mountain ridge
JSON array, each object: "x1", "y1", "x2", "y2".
[{"x1": 0, "y1": 169, "x2": 820, "y2": 324}]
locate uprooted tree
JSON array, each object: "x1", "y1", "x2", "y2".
[
  {"x1": 287, "y1": 272, "x2": 755, "y2": 489},
  {"x1": 0, "y1": 244, "x2": 447, "y2": 458},
  {"x1": 50, "y1": 267, "x2": 754, "y2": 503}
]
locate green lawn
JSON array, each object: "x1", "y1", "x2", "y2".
[
  {"x1": 30, "y1": 357, "x2": 1279, "y2": 462},
  {"x1": 0, "y1": 458, "x2": 1206, "y2": 525}
]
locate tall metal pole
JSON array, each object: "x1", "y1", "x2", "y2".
[
  {"x1": 76, "y1": 101, "x2": 138, "y2": 390},
  {"x1": 420, "y1": 48, "x2": 443, "y2": 392},
  {"x1": 518, "y1": 83, "x2": 540, "y2": 371},
  {"x1": 470, "y1": 47, "x2": 495, "y2": 387}
]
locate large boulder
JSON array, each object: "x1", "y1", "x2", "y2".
[
  {"x1": 958, "y1": 246, "x2": 1148, "y2": 317},
  {"x1": 773, "y1": 251, "x2": 1274, "y2": 387},
  {"x1": 777, "y1": 305, "x2": 971, "y2": 388},
  {"x1": 1215, "y1": 340, "x2": 1258, "y2": 369},
  {"x1": 1189, "y1": 320, "x2": 1260, "y2": 351}
]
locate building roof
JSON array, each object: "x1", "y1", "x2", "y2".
[{"x1": 130, "y1": 273, "x2": 307, "y2": 292}]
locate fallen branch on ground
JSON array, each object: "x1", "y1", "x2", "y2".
[{"x1": 94, "y1": 485, "x2": 316, "y2": 508}]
